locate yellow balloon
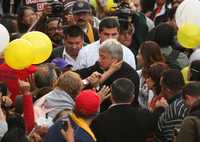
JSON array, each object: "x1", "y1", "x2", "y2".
[
  {"x1": 90, "y1": 0, "x2": 116, "y2": 12},
  {"x1": 4, "y1": 39, "x2": 34, "y2": 70},
  {"x1": 90, "y1": 0, "x2": 97, "y2": 10},
  {"x1": 177, "y1": 23, "x2": 200, "y2": 49},
  {"x1": 181, "y1": 66, "x2": 189, "y2": 84},
  {"x1": 22, "y1": 31, "x2": 53, "y2": 64},
  {"x1": 106, "y1": 0, "x2": 117, "y2": 12}
]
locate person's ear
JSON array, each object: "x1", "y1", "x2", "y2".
[{"x1": 111, "y1": 58, "x2": 118, "y2": 63}]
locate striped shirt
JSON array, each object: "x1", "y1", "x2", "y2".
[{"x1": 155, "y1": 95, "x2": 189, "y2": 142}]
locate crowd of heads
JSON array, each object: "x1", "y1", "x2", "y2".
[{"x1": 0, "y1": 0, "x2": 200, "y2": 142}]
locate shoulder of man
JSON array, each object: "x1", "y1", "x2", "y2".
[{"x1": 49, "y1": 46, "x2": 64, "y2": 61}]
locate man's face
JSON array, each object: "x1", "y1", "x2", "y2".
[
  {"x1": 99, "y1": 27, "x2": 119, "y2": 43},
  {"x1": 22, "y1": 9, "x2": 37, "y2": 26},
  {"x1": 118, "y1": 30, "x2": 134, "y2": 47},
  {"x1": 99, "y1": 48, "x2": 114, "y2": 70},
  {"x1": 73, "y1": 12, "x2": 90, "y2": 29},
  {"x1": 130, "y1": 0, "x2": 141, "y2": 12},
  {"x1": 47, "y1": 20, "x2": 64, "y2": 44},
  {"x1": 64, "y1": 35, "x2": 83, "y2": 58},
  {"x1": 145, "y1": 77, "x2": 155, "y2": 90}
]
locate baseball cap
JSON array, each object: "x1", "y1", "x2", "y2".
[
  {"x1": 75, "y1": 89, "x2": 100, "y2": 116},
  {"x1": 72, "y1": 1, "x2": 91, "y2": 14},
  {"x1": 51, "y1": 57, "x2": 72, "y2": 71}
]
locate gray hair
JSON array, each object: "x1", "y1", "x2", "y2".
[
  {"x1": 100, "y1": 39, "x2": 123, "y2": 60},
  {"x1": 34, "y1": 63, "x2": 58, "y2": 88}
]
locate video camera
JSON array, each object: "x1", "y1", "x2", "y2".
[
  {"x1": 113, "y1": 1, "x2": 135, "y2": 23},
  {"x1": 48, "y1": 0, "x2": 64, "y2": 17}
]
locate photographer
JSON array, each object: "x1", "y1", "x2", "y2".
[
  {"x1": 29, "y1": 0, "x2": 64, "y2": 32},
  {"x1": 45, "y1": 17, "x2": 64, "y2": 48},
  {"x1": 114, "y1": 1, "x2": 149, "y2": 56}
]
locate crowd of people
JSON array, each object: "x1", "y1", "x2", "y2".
[{"x1": 0, "y1": 0, "x2": 200, "y2": 142}]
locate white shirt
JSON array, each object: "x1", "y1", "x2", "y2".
[
  {"x1": 75, "y1": 40, "x2": 136, "y2": 69},
  {"x1": 62, "y1": 49, "x2": 80, "y2": 70}
]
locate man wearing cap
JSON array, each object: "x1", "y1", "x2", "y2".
[
  {"x1": 72, "y1": 0, "x2": 99, "y2": 44},
  {"x1": 44, "y1": 89, "x2": 101, "y2": 142},
  {"x1": 75, "y1": 16, "x2": 136, "y2": 70}
]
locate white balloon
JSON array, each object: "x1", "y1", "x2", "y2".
[
  {"x1": 189, "y1": 48, "x2": 200, "y2": 63},
  {"x1": 0, "y1": 24, "x2": 10, "y2": 53},
  {"x1": 175, "y1": 0, "x2": 200, "y2": 28}
]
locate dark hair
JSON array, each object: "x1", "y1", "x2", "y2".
[
  {"x1": 6, "y1": 112, "x2": 25, "y2": 132},
  {"x1": 190, "y1": 60, "x2": 200, "y2": 81},
  {"x1": 140, "y1": 0, "x2": 155, "y2": 14},
  {"x1": 63, "y1": 25, "x2": 84, "y2": 38},
  {"x1": 1, "y1": 128, "x2": 28, "y2": 142},
  {"x1": 161, "y1": 69, "x2": 185, "y2": 93},
  {"x1": 47, "y1": 16, "x2": 62, "y2": 23},
  {"x1": 1, "y1": 14, "x2": 18, "y2": 33},
  {"x1": 140, "y1": 41, "x2": 165, "y2": 68},
  {"x1": 146, "y1": 62, "x2": 169, "y2": 95},
  {"x1": 46, "y1": 17, "x2": 63, "y2": 30},
  {"x1": 167, "y1": 7, "x2": 177, "y2": 20},
  {"x1": 99, "y1": 17, "x2": 120, "y2": 32},
  {"x1": 183, "y1": 82, "x2": 200, "y2": 98},
  {"x1": 111, "y1": 78, "x2": 135, "y2": 103},
  {"x1": 17, "y1": 6, "x2": 35, "y2": 33},
  {"x1": 119, "y1": 22, "x2": 134, "y2": 33},
  {"x1": 0, "y1": 82, "x2": 7, "y2": 96},
  {"x1": 146, "y1": 23, "x2": 176, "y2": 47}
]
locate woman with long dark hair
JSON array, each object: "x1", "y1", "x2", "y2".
[{"x1": 17, "y1": 6, "x2": 37, "y2": 33}]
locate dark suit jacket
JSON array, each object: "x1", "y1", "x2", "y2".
[
  {"x1": 90, "y1": 104, "x2": 156, "y2": 142},
  {"x1": 48, "y1": 46, "x2": 64, "y2": 62}
]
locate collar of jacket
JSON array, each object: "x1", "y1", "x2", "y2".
[
  {"x1": 70, "y1": 113, "x2": 96, "y2": 141},
  {"x1": 168, "y1": 91, "x2": 183, "y2": 104}
]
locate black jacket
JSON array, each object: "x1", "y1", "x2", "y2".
[
  {"x1": 90, "y1": 104, "x2": 157, "y2": 142},
  {"x1": 47, "y1": 46, "x2": 64, "y2": 62}
]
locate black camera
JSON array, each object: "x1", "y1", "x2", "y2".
[
  {"x1": 114, "y1": 2, "x2": 134, "y2": 22},
  {"x1": 48, "y1": 0, "x2": 64, "y2": 17}
]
